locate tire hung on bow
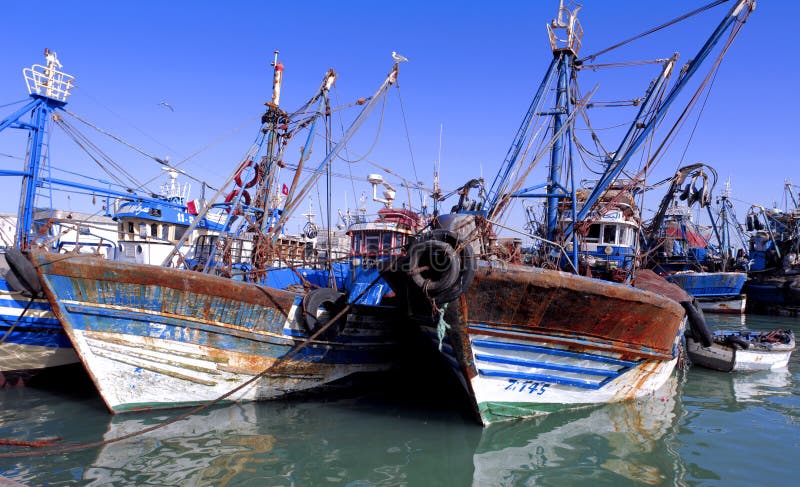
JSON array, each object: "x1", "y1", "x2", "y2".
[
  {"x1": 3, "y1": 248, "x2": 43, "y2": 297},
  {"x1": 681, "y1": 298, "x2": 713, "y2": 348},
  {"x1": 302, "y1": 287, "x2": 346, "y2": 337},
  {"x1": 406, "y1": 229, "x2": 476, "y2": 305}
]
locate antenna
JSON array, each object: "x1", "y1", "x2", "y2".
[
  {"x1": 432, "y1": 124, "x2": 443, "y2": 214},
  {"x1": 437, "y1": 123, "x2": 443, "y2": 175},
  {"x1": 271, "y1": 50, "x2": 283, "y2": 106}
]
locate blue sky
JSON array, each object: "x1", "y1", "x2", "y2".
[{"x1": 1, "y1": 0, "x2": 796, "y2": 236}]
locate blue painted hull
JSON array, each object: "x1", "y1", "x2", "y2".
[
  {"x1": 743, "y1": 276, "x2": 800, "y2": 314},
  {"x1": 29, "y1": 250, "x2": 405, "y2": 413},
  {"x1": 0, "y1": 278, "x2": 78, "y2": 382},
  {"x1": 664, "y1": 272, "x2": 746, "y2": 298}
]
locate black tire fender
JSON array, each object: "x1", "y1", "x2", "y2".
[
  {"x1": 681, "y1": 299, "x2": 713, "y2": 347},
  {"x1": 725, "y1": 334, "x2": 750, "y2": 350},
  {"x1": 4, "y1": 248, "x2": 42, "y2": 297},
  {"x1": 5, "y1": 269, "x2": 32, "y2": 297},
  {"x1": 432, "y1": 243, "x2": 477, "y2": 305},
  {"x1": 406, "y1": 239, "x2": 461, "y2": 297},
  {"x1": 302, "y1": 287, "x2": 345, "y2": 335}
]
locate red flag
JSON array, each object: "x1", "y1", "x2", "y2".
[
  {"x1": 187, "y1": 199, "x2": 199, "y2": 215},
  {"x1": 281, "y1": 184, "x2": 289, "y2": 195}
]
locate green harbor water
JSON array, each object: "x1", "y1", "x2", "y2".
[{"x1": 1, "y1": 313, "x2": 798, "y2": 486}]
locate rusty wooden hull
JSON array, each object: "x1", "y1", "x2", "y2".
[
  {"x1": 413, "y1": 261, "x2": 685, "y2": 425},
  {"x1": 29, "y1": 250, "x2": 404, "y2": 413}
]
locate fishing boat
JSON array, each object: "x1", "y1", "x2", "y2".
[
  {"x1": 14, "y1": 51, "x2": 416, "y2": 413},
  {"x1": 742, "y1": 182, "x2": 800, "y2": 315},
  {"x1": 685, "y1": 328, "x2": 795, "y2": 371},
  {"x1": 643, "y1": 164, "x2": 747, "y2": 314},
  {"x1": 0, "y1": 51, "x2": 232, "y2": 385},
  {"x1": 384, "y1": 0, "x2": 753, "y2": 425}
]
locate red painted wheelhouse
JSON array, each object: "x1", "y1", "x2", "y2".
[{"x1": 347, "y1": 207, "x2": 422, "y2": 258}]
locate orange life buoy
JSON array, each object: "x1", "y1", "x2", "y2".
[
  {"x1": 234, "y1": 160, "x2": 261, "y2": 188},
  {"x1": 224, "y1": 189, "x2": 251, "y2": 213}
]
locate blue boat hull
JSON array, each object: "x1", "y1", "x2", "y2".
[
  {"x1": 0, "y1": 277, "x2": 78, "y2": 385},
  {"x1": 664, "y1": 272, "x2": 746, "y2": 298},
  {"x1": 29, "y1": 250, "x2": 406, "y2": 413},
  {"x1": 743, "y1": 276, "x2": 800, "y2": 315}
]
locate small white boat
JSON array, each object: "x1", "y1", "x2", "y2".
[
  {"x1": 685, "y1": 329, "x2": 795, "y2": 372},
  {"x1": 696, "y1": 294, "x2": 747, "y2": 315}
]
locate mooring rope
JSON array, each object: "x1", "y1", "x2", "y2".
[{"x1": 0, "y1": 297, "x2": 35, "y2": 345}]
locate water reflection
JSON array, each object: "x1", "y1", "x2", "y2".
[
  {"x1": 2, "y1": 375, "x2": 688, "y2": 486},
  {"x1": 82, "y1": 394, "x2": 481, "y2": 486},
  {"x1": 1, "y1": 332, "x2": 796, "y2": 487},
  {"x1": 84, "y1": 376, "x2": 686, "y2": 486},
  {"x1": 472, "y1": 374, "x2": 683, "y2": 486}
]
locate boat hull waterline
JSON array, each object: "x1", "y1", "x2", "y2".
[
  {"x1": 411, "y1": 262, "x2": 686, "y2": 426},
  {"x1": 0, "y1": 280, "x2": 78, "y2": 384},
  {"x1": 696, "y1": 294, "x2": 747, "y2": 315},
  {"x1": 665, "y1": 272, "x2": 746, "y2": 314},
  {"x1": 30, "y1": 250, "x2": 402, "y2": 413}
]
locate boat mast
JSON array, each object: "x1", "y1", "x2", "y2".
[
  {"x1": 1, "y1": 50, "x2": 74, "y2": 249},
  {"x1": 545, "y1": 1, "x2": 581, "y2": 243},
  {"x1": 258, "y1": 50, "x2": 287, "y2": 235},
  {"x1": 270, "y1": 63, "x2": 401, "y2": 237},
  {"x1": 568, "y1": 0, "x2": 755, "y2": 239}
]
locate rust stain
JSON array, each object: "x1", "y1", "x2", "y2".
[{"x1": 464, "y1": 264, "x2": 684, "y2": 359}]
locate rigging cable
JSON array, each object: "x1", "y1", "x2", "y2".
[
  {"x1": 579, "y1": 0, "x2": 729, "y2": 63},
  {"x1": 332, "y1": 85, "x2": 360, "y2": 216},
  {"x1": 0, "y1": 98, "x2": 29, "y2": 109},
  {"x1": 334, "y1": 90, "x2": 388, "y2": 164},
  {"x1": 395, "y1": 84, "x2": 424, "y2": 208},
  {"x1": 673, "y1": 51, "x2": 722, "y2": 172},
  {"x1": 54, "y1": 117, "x2": 144, "y2": 190},
  {"x1": 636, "y1": 14, "x2": 746, "y2": 180},
  {"x1": 63, "y1": 109, "x2": 219, "y2": 192}
]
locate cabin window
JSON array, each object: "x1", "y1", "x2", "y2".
[
  {"x1": 366, "y1": 235, "x2": 380, "y2": 254},
  {"x1": 175, "y1": 225, "x2": 189, "y2": 241},
  {"x1": 162, "y1": 225, "x2": 170, "y2": 240},
  {"x1": 585, "y1": 224, "x2": 600, "y2": 243},
  {"x1": 619, "y1": 227, "x2": 632, "y2": 246},
  {"x1": 395, "y1": 234, "x2": 406, "y2": 254},
  {"x1": 230, "y1": 240, "x2": 242, "y2": 263},
  {"x1": 352, "y1": 233, "x2": 362, "y2": 255},
  {"x1": 78, "y1": 226, "x2": 90, "y2": 235},
  {"x1": 151, "y1": 224, "x2": 158, "y2": 237},
  {"x1": 382, "y1": 233, "x2": 393, "y2": 254},
  {"x1": 602, "y1": 225, "x2": 617, "y2": 245},
  {"x1": 139, "y1": 223, "x2": 147, "y2": 238},
  {"x1": 127, "y1": 222, "x2": 134, "y2": 235}
]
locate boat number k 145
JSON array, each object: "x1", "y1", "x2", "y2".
[{"x1": 505, "y1": 379, "x2": 550, "y2": 395}]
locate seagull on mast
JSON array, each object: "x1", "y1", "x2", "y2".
[
  {"x1": 158, "y1": 101, "x2": 174, "y2": 112},
  {"x1": 391, "y1": 51, "x2": 409, "y2": 63}
]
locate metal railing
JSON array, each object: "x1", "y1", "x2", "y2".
[{"x1": 23, "y1": 64, "x2": 74, "y2": 102}]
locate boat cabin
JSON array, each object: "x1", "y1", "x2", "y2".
[
  {"x1": 113, "y1": 171, "x2": 224, "y2": 266},
  {"x1": 347, "y1": 207, "x2": 422, "y2": 259}
]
